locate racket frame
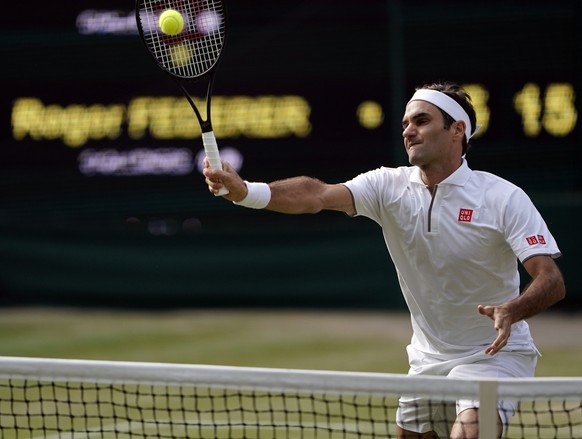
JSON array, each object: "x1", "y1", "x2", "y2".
[{"x1": 135, "y1": 0, "x2": 229, "y2": 195}]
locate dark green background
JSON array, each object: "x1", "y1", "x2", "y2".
[{"x1": 0, "y1": 0, "x2": 580, "y2": 308}]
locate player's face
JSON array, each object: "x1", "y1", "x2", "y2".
[{"x1": 401, "y1": 100, "x2": 456, "y2": 168}]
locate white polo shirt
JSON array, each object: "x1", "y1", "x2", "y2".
[{"x1": 344, "y1": 160, "x2": 561, "y2": 358}]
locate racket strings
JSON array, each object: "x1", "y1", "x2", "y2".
[{"x1": 138, "y1": 0, "x2": 225, "y2": 78}]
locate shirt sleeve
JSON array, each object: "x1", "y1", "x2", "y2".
[
  {"x1": 343, "y1": 168, "x2": 393, "y2": 225},
  {"x1": 502, "y1": 187, "x2": 561, "y2": 263}
]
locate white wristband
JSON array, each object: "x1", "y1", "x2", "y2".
[{"x1": 233, "y1": 181, "x2": 271, "y2": 209}]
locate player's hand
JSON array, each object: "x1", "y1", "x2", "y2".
[
  {"x1": 477, "y1": 304, "x2": 513, "y2": 356},
  {"x1": 203, "y1": 158, "x2": 248, "y2": 202}
]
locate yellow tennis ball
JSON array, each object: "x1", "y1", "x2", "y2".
[{"x1": 159, "y1": 9, "x2": 184, "y2": 36}]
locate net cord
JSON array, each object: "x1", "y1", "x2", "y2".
[{"x1": 0, "y1": 356, "x2": 581, "y2": 400}]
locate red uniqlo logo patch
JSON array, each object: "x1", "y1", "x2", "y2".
[
  {"x1": 526, "y1": 236, "x2": 539, "y2": 245},
  {"x1": 458, "y1": 208, "x2": 473, "y2": 222},
  {"x1": 537, "y1": 234, "x2": 546, "y2": 244}
]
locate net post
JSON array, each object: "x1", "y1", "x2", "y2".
[{"x1": 479, "y1": 379, "x2": 498, "y2": 439}]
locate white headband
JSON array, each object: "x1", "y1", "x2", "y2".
[{"x1": 408, "y1": 89, "x2": 478, "y2": 141}]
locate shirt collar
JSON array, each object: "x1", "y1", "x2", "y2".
[{"x1": 410, "y1": 158, "x2": 472, "y2": 187}]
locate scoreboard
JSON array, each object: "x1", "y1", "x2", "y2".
[
  {"x1": 1, "y1": 0, "x2": 580, "y2": 306},
  {"x1": 3, "y1": 0, "x2": 580, "y2": 184}
]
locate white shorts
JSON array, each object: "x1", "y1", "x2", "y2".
[{"x1": 396, "y1": 346, "x2": 538, "y2": 437}]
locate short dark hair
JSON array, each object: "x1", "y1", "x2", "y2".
[{"x1": 416, "y1": 82, "x2": 477, "y2": 155}]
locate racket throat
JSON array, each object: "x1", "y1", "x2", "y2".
[{"x1": 176, "y1": 80, "x2": 214, "y2": 132}]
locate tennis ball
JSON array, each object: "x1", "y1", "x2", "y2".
[{"x1": 159, "y1": 9, "x2": 184, "y2": 36}]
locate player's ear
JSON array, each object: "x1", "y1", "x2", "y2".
[{"x1": 452, "y1": 120, "x2": 466, "y2": 140}]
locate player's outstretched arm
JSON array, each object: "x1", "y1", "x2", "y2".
[
  {"x1": 203, "y1": 159, "x2": 355, "y2": 215},
  {"x1": 268, "y1": 177, "x2": 355, "y2": 215}
]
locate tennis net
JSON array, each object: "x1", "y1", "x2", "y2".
[{"x1": 0, "y1": 356, "x2": 580, "y2": 439}]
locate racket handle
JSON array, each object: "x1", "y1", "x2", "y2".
[{"x1": 202, "y1": 131, "x2": 229, "y2": 196}]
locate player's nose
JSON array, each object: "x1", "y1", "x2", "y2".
[{"x1": 402, "y1": 124, "x2": 416, "y2": 139}]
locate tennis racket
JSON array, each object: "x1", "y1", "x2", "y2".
[{"x1": 136, "y1": 0, "x2": 229, "y2": 195}]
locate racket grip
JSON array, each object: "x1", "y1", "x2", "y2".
[{"x1": 202, "y1": 131, "x2": 229, "y2": 196}]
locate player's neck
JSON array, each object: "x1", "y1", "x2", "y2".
[{"x1": 419, "y1": 157, "x2": 463, "y2": 192}]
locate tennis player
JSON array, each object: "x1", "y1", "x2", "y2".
[{"x1": 203, "y1": 81, "x2": 565, "y2": 439}]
